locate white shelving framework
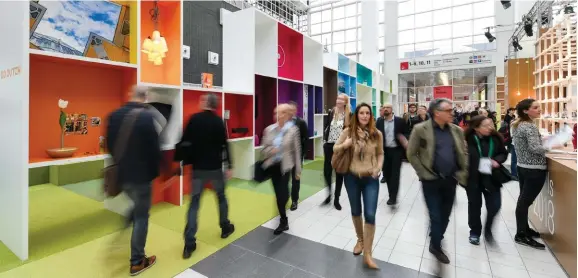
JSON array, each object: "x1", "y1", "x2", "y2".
[{"x1": 534, "y1": 12, "x2": 578, "y2": 132}]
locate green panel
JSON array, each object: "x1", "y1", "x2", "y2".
[
  {"x1": 49, "y1": 160, "x2": 105, "y2": 186},
  {"x1": 29, "y1": 167, "x2": 50, "y2": 186}
]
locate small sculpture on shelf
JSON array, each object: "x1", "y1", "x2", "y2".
[{"x1": 46, "y1": 99, "x2": 78, "y2": 158}]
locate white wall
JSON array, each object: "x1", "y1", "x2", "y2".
[{"x1": 0, "y1": 1, "x2": 29, "y2": 260}]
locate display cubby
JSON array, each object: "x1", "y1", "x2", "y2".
[
  {"x1": 223, "y1": 7, "x2": 324, "y2": 169},
  {"x1": 534, "y1": 12, "x2": 577, "y2": 133},
  {"x1": 140, "y1": 0, "x2": 181, "y2": 86},
  {"x1": 1, "y1": 1, "x2": 333, "y2": 261}
]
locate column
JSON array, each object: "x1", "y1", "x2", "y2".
[{"x1": 361, "y1": 1, "x2": 378, "y2": 71}]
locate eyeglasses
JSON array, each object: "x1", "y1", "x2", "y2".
[{"x1": 437, "y1": 108, "x2": 453, "y2": 113}]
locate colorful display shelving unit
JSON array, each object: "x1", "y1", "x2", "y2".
[
  {"x1": 534, "y1": 12, "x2": 577, "y2": 133},
  {"x1": 223, "y1": 7, "x2": 324, "y2": 164}
]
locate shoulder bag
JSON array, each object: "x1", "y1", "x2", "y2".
[
  {"x1": 331, "y1": 130, "x2": 353, "y2": 174},
  {"x1": 103, "y1": 108, "x2": 144, "y2": 197}
]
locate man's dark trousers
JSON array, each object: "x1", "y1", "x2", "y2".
[
  {"x1": 421, "y1": 178, "x2": 456, "y2": 249},
  {"x1": 383, "y1": 147, "x2": 403, "y2": 202}
]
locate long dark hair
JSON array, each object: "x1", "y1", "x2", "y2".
[
  {"x1": 512, "y1": 98, "x2": 535, "y2": 129},
  {"x1": 350, "y1": 102, "x2": 378, "y2": 140},
  {"x1": 465, "y1": 115, "x2": 503, "y2": 141}
]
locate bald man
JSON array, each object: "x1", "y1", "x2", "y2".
[
  {"x1": 375, "y1": 104, "x2": 408, "y2": 205},
  {"x1": 106, "y1": 85, "x2": 161, "y2": 275}
]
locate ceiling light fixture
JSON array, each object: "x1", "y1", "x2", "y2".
[
  {"x1": 500, "y1": 1, "x2": 511, "y2": 9},
  {"x1": 484, "y1": 27, "x2": 496, "y2": 42},
  {"x1": 142, "y1": 1, "x2": 168, "y2": 66},
  {"x1": 512, "y1": 37, "x2": 523, "y2": 51},
  {"x1": 564, "y1": 5, "x2": 574, "y2": 14},
  {"x1": 523, "y1": 16, "x2": 534, "y2": 37}
]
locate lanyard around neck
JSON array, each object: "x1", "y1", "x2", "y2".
[{"x1": 474, "y1": 136, "x2": 494, "y2": 158}]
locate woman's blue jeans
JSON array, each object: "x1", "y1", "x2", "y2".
[
  {"x1": 510, "y1": 144, "x2": 518, "y2": 177},
  {"x1": 344, "y1": 174, "x2": 380, "y2": 224}
]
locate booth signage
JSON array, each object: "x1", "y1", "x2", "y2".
[
  {"x1": 433, "y1": 86, "x2": 453, "y2": 100},
  {"x1": 400, "y1": 53, "x2": 492, "y2": 71}
]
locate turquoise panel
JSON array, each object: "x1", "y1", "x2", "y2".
[{"x1": 356, "y1": 64, "x2": 372, "y2": 87}]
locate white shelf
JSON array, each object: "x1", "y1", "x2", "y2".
[
  {"x1": 28, "y1": 154, "x2": 110, "y2": 169},
  {"x1": 140, "y1": 82, "x2": 181, "y2": 90},
  {"x1": 303, "y1": 35, "x2": 323, "y2": 87},
  {"x1": 182, "y1": 83, "x2": 223, "y2": 92},
  {"x1": 29, "y1": 48, "x2": 137, "y2": 69},
  {"x1": 228, "y1": 136, "x2": 253, "y2": 142}
]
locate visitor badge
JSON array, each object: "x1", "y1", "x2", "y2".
[{"x1": 478, "y1": 158, "x2": 492, "y2": 174}]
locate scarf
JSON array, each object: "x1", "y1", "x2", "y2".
[
  {"x1": 272, "y1": 121, "x2": 294, "y2": 162},
  {"x1": 355, "y1": 127, "x2": 370, "y2": 161}
]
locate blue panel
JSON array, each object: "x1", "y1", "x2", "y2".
[
  {"x1": 337, "y1": 72, "x2": 349, "y2": 95},
  {"x1": 350, "y1": 98, "x2": 357, "y2": 109},
  {"x1": 307, "y1": 85, "x2": 314, "y2": 137},
  {"x1": 338, "y1": 54, "x2": 349, "y2": 74},
  {"x1": 348, "y1": 76, "x2": 356, "y2": 98}
]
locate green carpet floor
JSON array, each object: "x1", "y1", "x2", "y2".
[{"x1": 0, "y1": 162, "x2": 328, "y2": 276}]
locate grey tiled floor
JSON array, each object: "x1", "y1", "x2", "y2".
[{"x1": 182, "y1": 226, "x2": 438, "y2": 278}]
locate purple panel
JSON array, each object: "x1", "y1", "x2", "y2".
[
  {"x1": 277, "y1": 79, "x2": 304, "y2": 117},
  {"x1": 314, "y1": 86, "x2": 323, "y2": 114},
  {"x1": 255, "y1": 75, "x2": 277, "y2": 146},
  {"x1": 307, "y1": 85, "x2": 314, "y2": 137}
]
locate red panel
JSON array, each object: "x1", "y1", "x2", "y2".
[
  {"x1": 433, "y1": 86, "x2": 453, "y2": 100},
  {"x1": 152, "y1": 149, "x2": 181, "y2": 205},
  {"x1": 224, "y1": 93, "x2": 254, "y2": 139},
  {"x1": 182, "y1": 90, "x2": 223, "y2": 128},
  {"x1": 277, "y1": 23, "x2": 304, "y2": 81}
]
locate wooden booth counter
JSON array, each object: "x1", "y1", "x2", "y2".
[{"x1": 529, "y1": 152, "x2": 577, "y2": 278}]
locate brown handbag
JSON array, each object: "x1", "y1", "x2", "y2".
[
  {"x1": 331, "y1": 130, "x2": 353, "y2": 174},
  {"x1": 103, "y1": 108, "x2": 143, "y2": 197}
]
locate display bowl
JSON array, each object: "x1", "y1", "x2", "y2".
[{"x1": 46, "y1": 147, "x2": 78, "y2": 158}]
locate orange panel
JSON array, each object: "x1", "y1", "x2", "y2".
[
  {"x1": 29, "y1": 56, "x2": 136, "y2": 161},
  {"x1": 140, "y1": 1, "x2": 181, "y2": 86},
  {"x1": 152, "y1": 149, "x2": 180, "y2": 205},
  {"x1": 506, "y1": 58, "x2": 535, "y2": 108}
]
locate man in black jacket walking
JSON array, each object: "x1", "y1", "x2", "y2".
[
  {"x1": 106, "y1": 85, "x2": 161, "y2": 276},
  {"x1": 177, "y1": 93, "x2": 235, "y2": 259},
  {"x1": 288, "y1": 101, "x2": 308, "y2": 211},
  {"x1": 376, "y1": 104, "x2": 408, "y2": 205}
]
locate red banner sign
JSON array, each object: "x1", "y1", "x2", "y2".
[{"x1": 433, "y1": 86, "x2": 453, "y2": 100}]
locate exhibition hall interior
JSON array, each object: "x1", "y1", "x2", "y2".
[{"x1": 0, "y1": 0, "x2": 576, "y2": 277}]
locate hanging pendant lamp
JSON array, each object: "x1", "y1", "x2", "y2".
[{"x1": 142, "y1": 0, "x2": 168, "y2": 65}]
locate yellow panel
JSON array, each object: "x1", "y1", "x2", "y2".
[
  {"x1": 30, "y1": 18, "x2": 36, "y2": 31},
  {"x1": 129, "y1": 1, "x2": 137, "y2": 64}
]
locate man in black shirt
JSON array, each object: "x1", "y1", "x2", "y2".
[
  {"x1": 176, "y1": 93, "x2": 235, "y2": 259},
  {"x1": 288, "y1": 101, "x2": 308, "y2": 211}
]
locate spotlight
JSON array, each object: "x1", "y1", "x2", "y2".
[
  {"x1": 564, "y1": 6, "x2": 574, "y2": 14},
  {"x1": 501, "y1": 1, "x2": 511, "y2": 9},
  {"x1": 512, "y1": 37, "x2": 523, "y2": 51},
  {"x1": 523, "y1": 16, "x2": 533, "y2": 37},
  {"x1": 484, "y1": 28, "x2": 495, "y2": 42}
]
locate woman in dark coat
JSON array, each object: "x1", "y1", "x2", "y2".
[{"x1": 464, "y1": 115, "x2": 509, "y2": 246}]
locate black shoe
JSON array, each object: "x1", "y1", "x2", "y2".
[
  {"x1": 429, "y1": 245, "x2": 450, "y2": 264},
  {"x1": 484, "y1": 232, "x2": 495, "y2": 247},
  {"x1": 321, "y1": 196, "x2": 331, "y2": 206},
  {"x1": 386, "y1": 199, "x2": 397, "y2": 206},
  {"x1": 274, "y1": 218, "x2": 289, "y2": 235},
  {"x1": 221, "y1": 223, "x2": 235, "y2": 239},
  {"x1": 380, "y1": 177, "x2": 386, "y2": 183},
  {"x1": 182, "y1": 243, "x2": 196, "y2": 259},
  {"x1": 526, "y1": 228, "x2": 540, "y2": 238},
  {"x1": 290, "y1": 201, "x2": 298, "y2": 211},
  {"x1": 515, "y1": 234, "x2": 545, "y2": 250},
  {"x1": 334, "y1": 199, "x2": 342, "y2": 210}
]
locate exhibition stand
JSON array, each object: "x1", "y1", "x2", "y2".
[
  {"x1": 2, "y1": 1, "x2": 329, "y2": 266},
  {"x1": 529, "y1": 12, "x2": 577, "y2": 278},
  {"x1": 223, "y1": 7, "x2": 324, "y2": 165}
]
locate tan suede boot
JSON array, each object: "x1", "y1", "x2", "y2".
[
  {"x1": 352, "y1": 216, "x2": 364, "y2": 256},
  {"x1": 363, "y1": 224, "x2": 379, "y2": 269}
]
